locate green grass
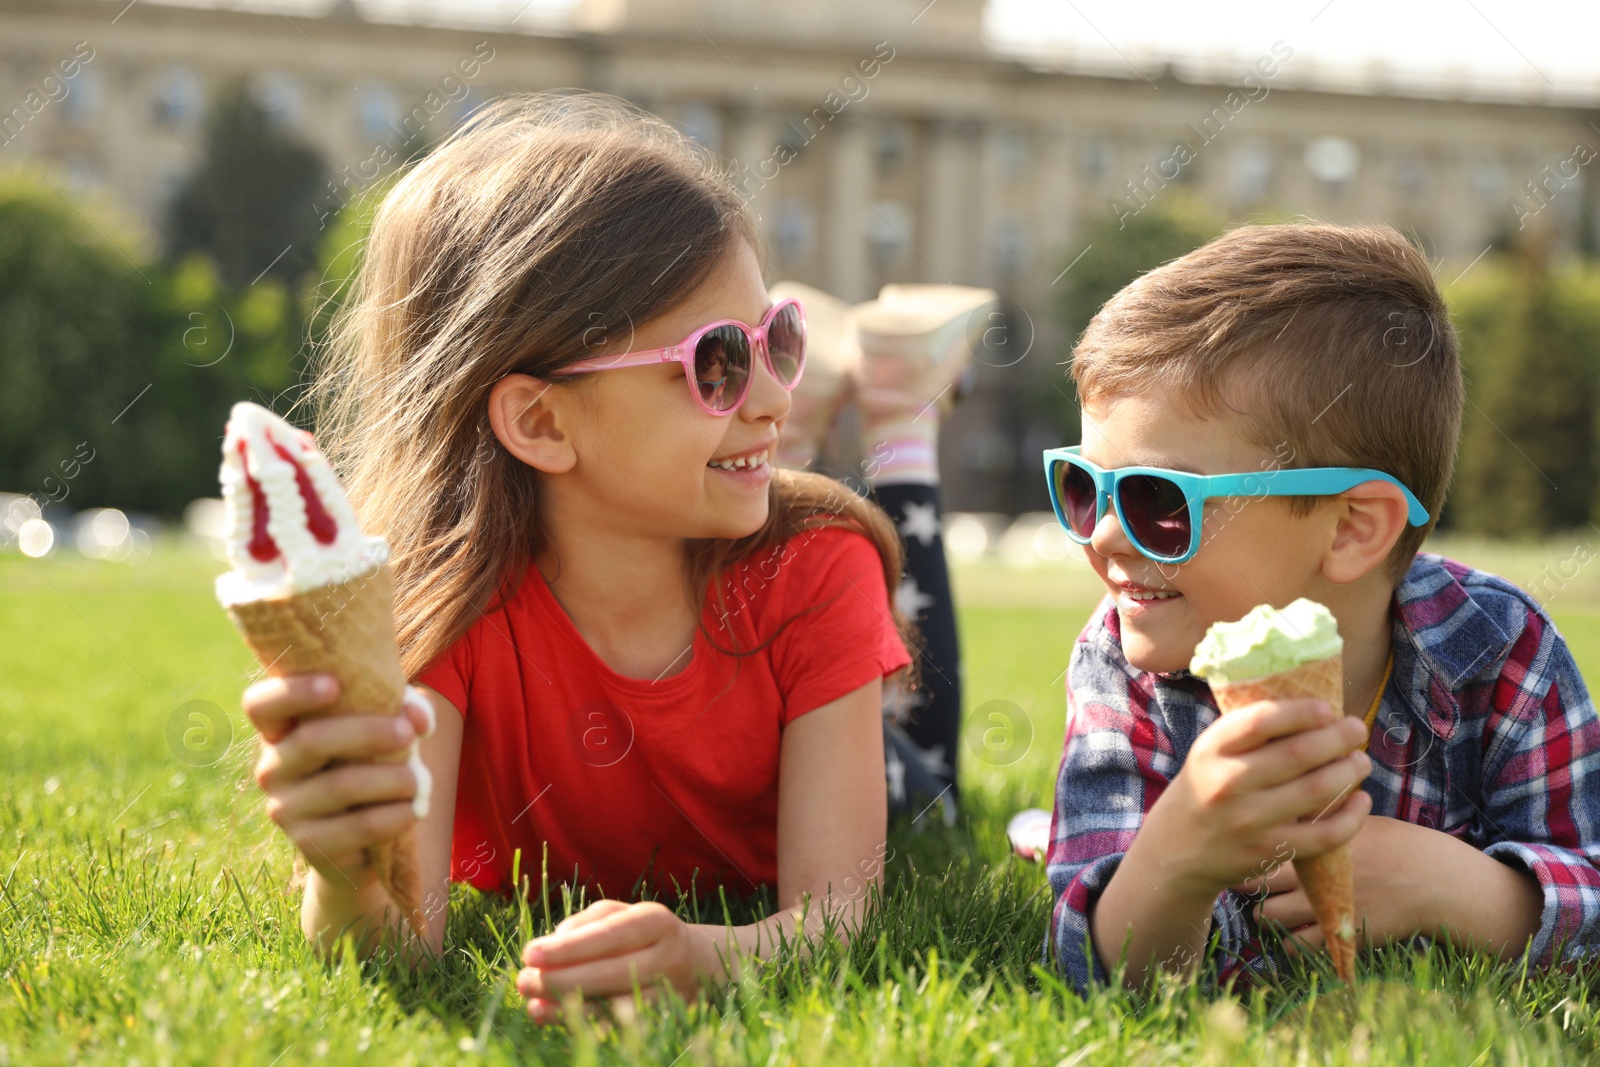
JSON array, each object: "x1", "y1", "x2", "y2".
[{"x1": 3, "y1": 537, "x2": 1600, "y2": 1064}]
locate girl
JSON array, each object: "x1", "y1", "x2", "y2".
[{"x1": 242, "y1": 90, "x2": 916, "y2": 1021}]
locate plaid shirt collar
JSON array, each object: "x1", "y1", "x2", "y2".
[{"x1": 1389, "y1": 551, "x2": 1518, "y2": 741}]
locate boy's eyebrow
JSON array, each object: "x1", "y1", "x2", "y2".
[
  {"x1": 1088, "y1": 447, "x2": 1202, "y2": 474},
  {"x1": 1136, "y1": 455, "x2": 1202, "y2": 473}
]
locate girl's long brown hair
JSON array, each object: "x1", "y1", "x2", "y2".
[{"x1": 301, "y1": 90, "x2": 916, "y2": 686}]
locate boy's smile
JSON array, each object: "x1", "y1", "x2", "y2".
[{"x1": 1079, "y1": 388, "x2": 1336, "y2": 675}]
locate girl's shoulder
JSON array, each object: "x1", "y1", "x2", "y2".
[
  {"x1": 732, "y1": 521, "x2": 882, "y2": 585},
  {"x1": 712, "y1": 522, "x2": 889, "y2": 632}
]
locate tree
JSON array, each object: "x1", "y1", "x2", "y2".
[
  {"x1": 0, "y1": 168, "x2": 303, "y2": 519},
  {"x1": 1038, "y1": 191, "x2": 1225, "y2": 440},
  {"x1": 165, "y1": 83, "x2": 327, "y2": 288},
  {"x1": 1446, "y1": 245, "x2": 1600, "y2": 537}
]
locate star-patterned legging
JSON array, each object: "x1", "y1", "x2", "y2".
[{"x1": 871, "y1": 483, "x2": 961, "y2": 827}]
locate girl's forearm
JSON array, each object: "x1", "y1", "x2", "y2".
[
  {"x1": 302, "y1": 868, "x2": 436, "y2": 966},
  {"x1": 688, "y1": 888, "x2": 873, "y2": 983}
]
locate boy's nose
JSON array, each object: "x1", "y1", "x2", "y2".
[{"x1": 1088, "y1": 503, "x2": 1136, "y2": 559}]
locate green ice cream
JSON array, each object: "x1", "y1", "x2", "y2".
[{"x1": 1189, "y1": 598, "x2": 1342, "y2": 683}]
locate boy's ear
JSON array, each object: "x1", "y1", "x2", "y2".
[
  {"x1": 487, "y1": 373, "x2": 577, "y2": 474},
  {"x1": 1321, "y1": 480, "x2": 1411, "y2": 584}
]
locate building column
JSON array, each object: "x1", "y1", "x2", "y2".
[
  {"x1": 824, "y1": 112, "x2": 871, "y2": 302},
  {"x1": 921, "y1": 116, "x2": 980, "y2": 285},
  {"x1": 726, "y1": 103, "x2": 773, "y2": 214}
]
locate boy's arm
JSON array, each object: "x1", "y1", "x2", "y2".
[
  {"x1": 1045, "y1": 636, "x2": 1256, "y2": 992},
  {"x1": 1474, "y1": 626, "x2": 1600, "y2": 963}
]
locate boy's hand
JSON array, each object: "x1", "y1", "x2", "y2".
[
  {"x1": 1243, "y1": 815, "x2": 1428, "y2": 952},
  {"x1": 1131, "y1": 697, "x2": 1372, "y2": 902},
  {"x1": 1243, "y1": 814, "x2": 1543, "y2": 958}
]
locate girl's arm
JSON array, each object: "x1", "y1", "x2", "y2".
[
  {"x1": 249, "y1": 677, "x2": 461, "y2": 965},
  {"x1": 309, "y1": 683, "x2": 460, "y2": 964},
  {"x1": 516, "y1": 677, "x2": 887, "y2": 1018}
]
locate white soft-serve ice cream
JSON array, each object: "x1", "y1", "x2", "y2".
[
  {"x1": 215, "y1": 401, "x2": 431, "y2": 819},
  {"x1": 215, "y1": 401, "x2": 391, "y2": 604}
]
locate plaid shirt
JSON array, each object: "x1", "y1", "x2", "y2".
[{"x1": 1045, "y1": 552, "x2": 1600, "y2": 993}]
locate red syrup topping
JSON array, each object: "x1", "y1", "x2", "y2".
[
  {"x1": 268, "y1": 432, "x2": 340, "y2": 545},
  {"x1": 240, "y1": 439, "x2": 280, "y2": 563}
]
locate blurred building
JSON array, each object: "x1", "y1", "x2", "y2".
[{"x1": 3, "y1": 0, "x2": 1598, "y2": 512}]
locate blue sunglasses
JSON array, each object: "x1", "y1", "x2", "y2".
[{"x1": 1042, "y1": 446, "x2": 1430, "y2": 565}]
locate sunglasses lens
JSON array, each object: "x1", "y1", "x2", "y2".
[
  {"x1": 1055, "y1": 461, "x2": 1099, "y2": 538},
  {"x1": 1118, "y1": 475, "x2": 1191, "y2": 558},
  {"x1": 694, "y1": 325, "x2": 751, "y2": 411},
  {"x1": 765, "y1": 303, "x2": 805, "y2": 385}
]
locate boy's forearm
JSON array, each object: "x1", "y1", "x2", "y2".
[
  {"x1": 1089, "y1": 844, "x2": 1220, "y2": 989},
  {"x1": 1421, "y1": 833, "x2": 1543, "y2": 959}
]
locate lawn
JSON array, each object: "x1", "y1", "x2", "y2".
[{"x1": 3, "y1": 536, "x2": 1599, "y2": 1065}]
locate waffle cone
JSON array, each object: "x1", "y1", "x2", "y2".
[
  {"x1": 225, "y1": 563, "x2": 426, "y2": 939},
  {"x1": 1210, "y1": 655, "x2": 1357, "y2": 983}
]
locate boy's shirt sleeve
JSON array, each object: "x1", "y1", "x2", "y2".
[
  {"x1": 1044, "y1": 603, "x2": 1261, "y2": 993},
  {"x1": 1477, "y1": 613, "x2": 1600, "y2": 965}
]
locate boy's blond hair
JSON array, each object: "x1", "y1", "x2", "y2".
[{"x1": 1070, "y1": 222, "x2": 1463, "y2": 581}]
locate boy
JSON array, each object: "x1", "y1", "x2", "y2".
[{"x1": 1044, "y1": 223, "x2": 1600, "y2": 992}]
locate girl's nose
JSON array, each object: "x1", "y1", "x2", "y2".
[{"x1": 738, "y1": 346, "x2": 792, "y2": 423}]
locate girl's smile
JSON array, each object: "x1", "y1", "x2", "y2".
[{"x1": 706, "y1": 440, "x2": 775, "y2": 477}]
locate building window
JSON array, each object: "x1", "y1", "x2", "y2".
[
  {"x1": 63, "y1": 153, "x2": 99, "y2": 190},
  {"x1": 676, "y1": 101, "x2": 722, "y2": 153},
  {"x1": 1305, "y1": 136, "x2": 1360, "y2": 184},
  {"x1": 1469, "y1": 155, "x2": 1508, "y2": 202},
  {"x1": 1080, "y1": 137, "x2": 1112, "y2": 183},
  {"x1": 868, "y1": 200, "x2": 914, "y2": 274},
  {"x1": 62, "y1": 67, "x2": 102, "y2": 125},
  {"x1": 997, "y1": 126, "x2": 1031, "y2": 183},
  {"x1": 876, "y1": 120, "x2": 911, "y2": 175},
  {"x1": 252, "y1": 71, "x2": 305, "y2": 129},
  {"x1": 775, "y1": 113, "x2": 811, "y2": 155},
  {"x1": 1229, "y1": 139, "x2": 1273, "y2": 200},
  {"x1": 356, "y1": 82, "x2": 401, "y2": 139},
  {"x1": 1394, "y1": 152, "x2": 1430, "y2": 200},
  {"x1": 992, "y1": 217, "x2": 1027, "y2": 278},
  {"x1": 772, "y1": 197, "x2": 814, "y2": 265},
  {"x1": 153, "y1": 66, "x2": 201, "y2": 126}
]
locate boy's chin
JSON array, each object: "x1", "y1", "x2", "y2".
[{"x1": 1119, "y1": 623, "x2": 1200, "y2": 676}]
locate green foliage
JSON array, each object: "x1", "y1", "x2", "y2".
[
  {"x1": 1445, "y1": 256, "x2": 1600, "y2": 537},
  {"x1": 302, "y1": 170, "x2": 405, "y2": 350},
  {"x1": 4, "y1": 544, "x2": 1600, "y2": 1064},
  {"x1": 164, "y1": 83, "x2": 327, "y2": 288},
  {"x1": 1039, "y1": 193, "x2": 1226, "y2": 440},
  {"x1": 0, "y1": 169, "x2": 306, "y2": 518}
]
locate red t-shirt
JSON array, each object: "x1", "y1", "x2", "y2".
[{"x1": 415, "y1": 524, "x2": 911, "y2": 902}]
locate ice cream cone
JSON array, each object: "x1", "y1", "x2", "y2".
[
  {"x1": 215, "y1": 401, "x2": 429, "y2": 942},
  {"x1": 225, "y1": 561, "x2": 427, "y2": 939},
  {"x1": 1209, "y1": 655, "x2": 1358, "y2": 983}
]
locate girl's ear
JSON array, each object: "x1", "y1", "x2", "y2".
[
  {"x1": 1321, "y1": 481, "x2": 1410, "y2": 585},
  {"x1": 487, "y1": 373, "x2": 577, "y2": 474}
]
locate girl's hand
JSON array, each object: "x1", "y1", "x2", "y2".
[
  {"x1": 516, "y1": 900, "x2": 722, "y2": 1025},
  {"x1": 244, "y1": 672, "x2": 432, "y2": 890}
]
